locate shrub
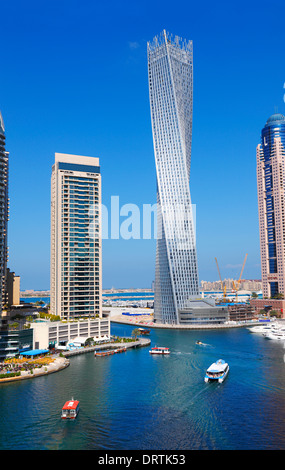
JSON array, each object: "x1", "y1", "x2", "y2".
[{"x1": 0, "y1": 372, "x2": 21, "y2": 379}]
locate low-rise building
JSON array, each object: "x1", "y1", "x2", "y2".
[
  {"x1": 226, "y1": 303, "x2": 256, "y2": 322},
  {"x1": 250, "y1": 298, "x2": 285, "y2": 318},
  {"x1": 178, "y1": 299, "x2": 229, "y2": 325},
  {"x1": 31, "y1": 315, "x2": 110, "y2": 350}
]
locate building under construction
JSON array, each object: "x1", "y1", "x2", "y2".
[
  {"x1": 226, "y1": 303, "x2": 256, "y2": 322},
  {"x1": 214, "y1": 254, "x2": 248, "y2": 302}
]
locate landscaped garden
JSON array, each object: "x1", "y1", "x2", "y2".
[{"x1": 0, "y1": 356, "x2": 55, "y2": 378}]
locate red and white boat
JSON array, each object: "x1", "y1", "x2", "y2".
[
  {"x1": 61, "y1": 399, "x2": 80, "y2": 419},
  {"x1": 149, "y1": 347, "x2": 170, "y2": 355}
]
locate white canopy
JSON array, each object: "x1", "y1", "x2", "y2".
[
  {"x1": 70, "y1": 336, "x2": 89, "y2": 346},
  {"x1": 207, "y1": 360, "x2": 228, "y2": 373}
]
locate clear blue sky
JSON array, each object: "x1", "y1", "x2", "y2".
[{"x1": 1, "y1": 0, "x2": 285, "y2": 290}]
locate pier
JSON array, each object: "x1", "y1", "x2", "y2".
[{"x1": 62, "y1": 337, "x2": 151, "y2": 357}]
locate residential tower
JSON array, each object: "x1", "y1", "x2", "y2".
[
  {"x1": 50, "y1": 153, "x2": 102, "y2": 319},
  {"x1": 0, "y1": 112, "x2": 9, "y2": 313},
  {"x1": 257, "y1": 113, "x2": 285, "y2": 298},
  {"x1": 147, "y1": 30, "x2": 199, "y2": 324}
]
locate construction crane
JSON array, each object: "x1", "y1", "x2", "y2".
[
  {"x1": 232, "y1": 254, "x2": 248, "y2": 302},
  {"x1": 214, "y1": 257, "x2": 227, "y2": 302}
]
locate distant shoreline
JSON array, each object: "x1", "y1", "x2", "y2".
[{"x1": 20, "y1": 288, "x2": 154, "y2": 298}]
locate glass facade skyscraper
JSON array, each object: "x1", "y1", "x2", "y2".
[
  {"x1": 0, "y1": 112, "x2": 9, "y2": 314},
  {"x1": 147, "y1": 30, "x2": 199, "y2": 324},
  {"x1": 51, "y1": 153, "x2": 102, "y2": 320},
  {"x1": 257, "y1": 113, "x2": 285, "y2": 298}
]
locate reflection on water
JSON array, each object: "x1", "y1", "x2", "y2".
[{"x1": 0, "y1": 324, "x2": 285, "y2": 449}]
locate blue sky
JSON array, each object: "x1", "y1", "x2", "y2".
[{"x1": 1, "y1": 0, "x2": 285, "y2": 290}]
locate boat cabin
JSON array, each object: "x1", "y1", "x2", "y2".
[
  {"x1": 61, "y1": 399, "x2": 79, "y2": 419},
  {"x1": 149, "y1": 347, "x2": 170, "y2": 354}
]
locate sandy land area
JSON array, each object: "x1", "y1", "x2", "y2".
[{"x1": 107, "y1": 308, "x2": 259, "y2": 330}]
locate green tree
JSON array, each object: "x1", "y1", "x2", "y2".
[
  {"x1": 270, "y1": 309, "x2": 281, "y2": 318},
  {"x1": 272, "y1": 293, "x2": 284, "y2": 299},
  {"x1": 131, "y1": 328, "x2": 141, "y2": 341}
]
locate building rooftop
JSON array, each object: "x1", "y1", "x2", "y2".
[
  {"x1": 265, "y1": 113, "x2": 285, "y2": 127},
  {"x1": 0, "y1": 111, "x2": 5, "y2": 135}
]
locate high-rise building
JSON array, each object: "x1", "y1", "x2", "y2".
[
  {"x1": 147, "y1": 30, "x2": 199, "y2": 324},
  {"x1": 0, "y1": 112, "x2": 9, "y2": 312},
  {"x1": 50, "y1": 153, "x2": 102, "y2": 320},
  {"x1": 257, "y1": 113, "x2": 285, "y2": 298},
  {"x1": 6, "y1": 268, "x2": 20, "y2": 306}
]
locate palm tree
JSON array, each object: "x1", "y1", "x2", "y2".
[{"x1": 132, "y1": 328, "x2": 141, "y2": 341}]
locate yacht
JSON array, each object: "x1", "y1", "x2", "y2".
[
  {"x1": 249, "y1": 324, "x2": 276, "y2": 334},
  {"x1": 265, "y1": 330, "x2": 285, "y2": 341},
  {"x1": 204, "y1": 359, "x2": 229, "y2": 383}
]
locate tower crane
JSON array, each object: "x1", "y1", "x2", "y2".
[
  {"x1": 214, "y1": 257, "x2": 227, "y2": 302},
  {"x1": 232, "y1": 254, "x2": 248, "y2": 302}
]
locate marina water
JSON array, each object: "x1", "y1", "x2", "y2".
[{"x1": 1, "y1": 323, "x2": 285, "y2": 450}]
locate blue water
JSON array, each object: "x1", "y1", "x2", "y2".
[
  {"x1": 20, "y1": 297, "x2": 50, "y2": 304},
  {"x1": 1, "y1": 323, "x2": 285, "y2": 450}
]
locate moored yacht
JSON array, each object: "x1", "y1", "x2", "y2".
[
  {"x1": 249, "y1": 324, "x2": 277, "y2": 334},
  {"x1": 265, "y1": 330, "x2": 285, "y2": 341},
  {"x1": 204, "y1": 359, "x2": 229, "y2": 383}
]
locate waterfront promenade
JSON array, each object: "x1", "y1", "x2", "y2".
[
  {"x1": 0, "y1": 337, "x2": 150, "y2": 384},
  {"x1": 63, "y1": 337, "x2": 150, "y2": 357}
]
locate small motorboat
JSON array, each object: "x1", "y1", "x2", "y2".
[
  {"x1": 196, "y1": 341, "x2": 203, "y2": 345},
  {"x1": 204, "y1": 359, "x2": 229, "y2": 383},
  {"x1": 61, "y1": 398, "x2": 79, "y2": 419},
  {"x1": 149, "y1": 347, "x2": 170, "y2": 355}
]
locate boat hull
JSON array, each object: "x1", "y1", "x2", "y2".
[
  {"x1": 149, "y1": 351, "x2": 170, "y2": 355},
  {"x1": 94, "y1": 348, "x2": 126, "y2": 357},
  {"x1": 61, "y1": 411, "x2": 79, "y2": 419},
  {"x1": 266, "y1": 334, "x2": 285, "y2": 340}
]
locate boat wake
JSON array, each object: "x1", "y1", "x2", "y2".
[
  {"x1": 189, "y1": 385, "x2": 213, "y2": 405},
  {"x1": 172, "y1": 351, "x2": 192, "y2": 355}
]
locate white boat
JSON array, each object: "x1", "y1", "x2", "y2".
[
  {"x1": 149, "y1": 347, "x2": 170, "y2": 355},
  {"x1": 249, "y1": 324, "x2": 277, "y2": 334},
  {"x1": 204, "y1": 359, "x2": 229, "y2": 383},
  {"x1": 265, "y1": 331, "x2": 285, "y2": 341}
]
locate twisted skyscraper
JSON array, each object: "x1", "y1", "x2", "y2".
[{"x1": 148, "y1": 31, "x2": 199, "y2": 324}]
